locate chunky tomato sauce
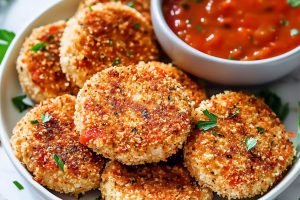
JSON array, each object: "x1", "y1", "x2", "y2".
[{"x1": 163, "y1": 0, "x2": 300, "y2": 60}]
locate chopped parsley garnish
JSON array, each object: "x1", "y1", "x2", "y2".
[
  {"x1": 228, "y1": 55, "x2": 235, "y2": 60},
  {"x1": 88, "y1": 5, "x2": 93, "y2": 11},
  {"x1": 245, "y1": 137, "x2": 257, "y2": 151},
  {"x1": 0, "y1": 29, "x2": 15, "y2": 63},
  {"x1": 41, "y1": 112, "x2": 52, "y2": 123},
  {"x1": 196, "y1": 25, "x2": 203, "y2": 32},
  {"x1": 31, "y1": 120, "x2": 39, "y2": 125},
  {"x1": 112, "y1": 57, "x2": 121, "y2": 66},
  {"x1": 31, "y1": 42, "x2": 46, "y2": 52},
  {"x1": 259, "y1": 89, "x2": 289, "y2": 121},
  {"x1": 108, "y1": 39, "x2": 113, "y2": 46},
  {"x1": 12, "y1": 95, "x2": 32, "y2": 112},
  {"x1": 126, "y1": 51, "x2": 133, "y2": 57},
  {"x1": 181, "y1": 3, "x2": 190, "y2": 9},
  {"x1": 195, "y1": 0, "x2": 202, "y2": 3},
  {"x1": 13, "y1": 181, "x2": 24, "y2": 190},
  {"x1": 288, "y1": 0, "x2": 300, "y2": 7},
  {"x1": 195, "y1": 110, "x2": 218, "y2": 131},
  {"x1": 133, "y1": 23, "x2": 141, "y2": 30},
  {"x1": 52, "y1": 154, "x2": 64, "y2": 173},
  {"x1": 256, "y1": 127, "x2": 264, "y2": 134},
  {"x1": 231, "y1": 107, "x2": 240, "y2": 117},
  {"x1": 280, "y1": 19, "x2": 289, "y2": 26},
  {"x1": 127, "y1": 1, "x2": 135, "y2": 8},
  {"x1": 291, "y1": 28, "x2": 299, "y2": 36}
]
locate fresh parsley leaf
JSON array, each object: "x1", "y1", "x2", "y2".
[
  {"x1": 127, "y1": 1, "x2": 135, "y2": 8},
  {"x1": 112, "y1": 57, "x2": 121, "y2": 66},
  {"x1": 0, "y1": 29, "x2": 15, "y2": 63},
  {"x1": 280, "y1": 19, "x2": 289, "y2": 26},
  {"x1": 126, "y1": 51, "x2": 133, "y2": 57},
  {"x1": 291, "y1": 28, "x2": 299, "y2": 36},
  {"x1": 31, "y1": 42, "x2": 46, "y2": 52},
  {"x1": 133, "y1": 23, "x2": 141, "y2": 30},
  {"x1": 108, "y1": 39, "x2": 113, "y2": 46},
  {"x1": 52, "y1": 154, "x2": 64, "y2": 173},
  {"x1": 195, "y1": 110, "x2": 218, "y2": 131},
  {"x1": 41, "y1": 112, "x2": 52, "y2": 123},
  {"x1": 245, "y1": 137, "x2": 257, "y2": 151},
  {"x1": 196, "y1": 25, "x2": 203, "y2": 32},
  {"x1": 88, "y1": 5, "x2": 93, "y2": 11},
  {"x1": 288, "y1": 0, "x2": 300, "y2": 7},
  {"x1": 195, "y1": 0, "x2": 202, "y2": 3},
  {"x1": 231, "y1": 107, "x2": 240, "y2": 117},
  {"x1": 256, "y1": 127, "x2": 264, "y2": 134},
  {"x1": 13, "y1": 181, "x2": 24, "y2": 190},
  {"x1": 12, "y1": 95, "x2": 32, "y2": 112},
  {"x1": 259, "y1": 89, "x2": 289, "y2": 121},
  {"x1": 31, "y1": 120, "x2": 39, "y2": 125},
  {"x1": 181, "y1": 3, "x2": 190, "y2": 9}
]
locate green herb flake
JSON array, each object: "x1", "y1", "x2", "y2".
[
  {"x1": 181, "y1": 3, "x2": 190, "y2": 9},
  {"x1": 108, "y1": 39, "x2": 113, "y2": 46},
  {"x1": 12, "y1": 95, "x2": 32, "y2": 112},
  {"x1": 195, "y1": 0, "x2": 202, "y2": 3},
  {"x1": 245, "y1": 137, "x2": 257, "y2": 151},
  {"x1": 195, "y1": 110, "x2": 218, "y2": 131},
  {"x1": 13, "y1": 181, "x2": 24, "y2": 190},
  {"x1": 196, "y1": 25, "x2": 203, "y2": 32},
  {"x1": 41, "y1": 112, "x2": 52, "y2": 123},
  {"x1": 291, "y1": 28, "x2": 299, "y2": 36},
  {"x1": 259, "y1": 89, "x2": 289, "y2": 121},
  {"x1": 256, "y1": 127, "x2": 265, "y2": 134},
  {"x1": 231, "y1": 107, "x2": 240, "y2": 117},
  {"x1": 31, "y1": 120, "x2": 39, "y2": 125},
  {"x1": 31, "y1": 42, "x2": 46, "y2": 52},
  {"x1": 288, "y1": 0, "x2": 300, "y2": 7},
  {"x1": 126, "y1": 51, "x2": 133, "y2": 57},
  {"x1": 280, "y1": 19, "x2": 289, "y2": 26},
  {"x1": 127, "y1": 1, "x2": 135, "y2": 8},
  {"x1": 133, "y1": 23, "x2": 141, "y2": 30},
  {"x1": 0, "y1": 29, "x2": 15, "y2": 63},
  {"x1": 228, "y1": 55, "x2": 235, "y2": 60},
  {"x1": 112, "y1": 57, "x2": 121, "y2": 66},
  {"x1": 52, "y1": 154, "x2": 64, "y2": 173},
  {"x1": 88, "y1": 5, "x2": 93, "y2": 11}
]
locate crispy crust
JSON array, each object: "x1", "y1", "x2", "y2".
[
  {"x1": 17, "y1": 21, "x2": 78, "y2": 102},
  {"x1": 75, "y1": 64, "x2": 192, "y2": 165},
  {"x1": 10, "y1": 95, "x2": 105, "y2": 196},
  {"x1": 78, "y1": 0, "x2": 151, "y2": 24},
  {"x1": 100, "y1": 161, "x2": 213, "y2": 200},
  {"x1": 138, "y1": 61, "x2": 207, "y2": 107},
  {"x1": 184, "y1": 91, "x2": 294, "y2": 199},
  {"x1": 60, "y1": 2, "x2": 159, "y2": 87}
]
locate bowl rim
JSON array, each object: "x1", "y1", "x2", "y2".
[
  {"x1": 0, "y1": 1, "x2": 76, "y2": 199},
  {"x1": 151, "y1": 0, "x2": 300, "y2": 66}
]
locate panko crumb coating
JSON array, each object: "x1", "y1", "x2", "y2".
[
  {"x1": 184, "y1": 91, "x2": 294, "y2": 199},
  {"x1": 100, "y1": 161, "x2": 213, "y2": 200},
  {"x1": 75, "y1": 64, "x2": 192, "y2": 165},
  {"x1": 78, "y1": 0, "x2": 151, "y2": 23},
  {"x1": 17, "y1": 20, "x2": 78, "y2": 102},
  {"x1": 138, "y1": 61, "x2": 207, "y2": 107},
  {"x1": 60, "y1": 2, "x2": 159, "y2": 87},
  {"x1": 10, "y1": 95, "x2": 105, "y2": 196}
]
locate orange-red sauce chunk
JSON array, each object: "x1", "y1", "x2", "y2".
[{"x1": 163, "y1": 0, "x2": 300, "y2": 60}]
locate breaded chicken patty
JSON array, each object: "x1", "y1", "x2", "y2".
[
  {"x1": 60, "y1": 2, "x2": 158, "y2": 87},
  {"x1": 184, "y1": 91, "x2": 294, "y2": 199},
  {"x1": 10, "y1": 95, "x2": 105, "y2": 196},
  {"x1": 138, "y1": 62, "x2": 207, "y2": 107},
  {"x1": 17, "y1": 21, "x2": 78, "y2": 102},
  {"x1": 100, "y1": 161, "x2": 213, "y2": 200},
  {"x1": 75, "y1": 64, "x2": 192, "y2": 165},
  {"x1": 78, "y1": 0, "x2": 151, "y2": 23}
]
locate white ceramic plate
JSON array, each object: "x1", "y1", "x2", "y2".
[{"x1": 0, "y1": 0, "x2": 299, "y2": 200}]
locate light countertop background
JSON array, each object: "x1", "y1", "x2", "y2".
[{"x1": 0, "y1": 0, "x2": 299, "y2": 199}]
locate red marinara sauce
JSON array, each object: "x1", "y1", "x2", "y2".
[{"x1": 163, "y1": 0, "x2": 300, "y2": 60}]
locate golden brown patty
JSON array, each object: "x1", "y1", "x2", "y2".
[
  {"x1": 100, "y1": 161, "x2": 213, "y2": 200},
  {"x1": 17, "y1": 21, "x2": 78, "y2": 102},
  {"x1": 60, "y1": 2, "x2": 159, "y2": 87},
  {"x1": 138, "y1": 61, "x2": 207, "y2": 107},
  {"x1": 78, "y1": 0, "x2": 151, "y2": 23},
  {"x1": 10, "y1": 95, "x2": 105, "y2": 196},
  {"x1": 184, "y1": 91, "x2": 294, "y2": 199},
  {"x1": 75, "y1": 64, "x2": 192, "y2": 165}
]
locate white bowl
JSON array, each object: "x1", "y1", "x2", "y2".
[{"x1": 151, "y1": 0, "x2": 300, "y2": 85}]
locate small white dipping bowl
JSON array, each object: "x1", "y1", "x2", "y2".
[{"x1": 151, "y1": 0, "x2": 300, "y2": 85}]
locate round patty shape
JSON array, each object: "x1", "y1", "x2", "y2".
[
  {"x1": 78, "y1": 0, "x2": 151, "y2": 23},
  {"x1": 138, "y1": 61, "x2": 207, "y2": 107},
  {"x1": 100, "y1": 161, "x2": 213, "y2": 200},
  {"x1": 11, "y1": 95, "x2": 105, "y2": 196},
  {"x1": 75, "y1": 64, "x2": 192, "y2": 165},
  {"x1": 184, "y1": 91, "x2": 294, "y2": 199},
  {"x1": 17, "y1": 20, "x2": 78, "y2": 102},
  {"x1": 60, "y1": 2, "x2": 158, "y2": 87}
]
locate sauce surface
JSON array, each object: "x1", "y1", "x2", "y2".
[{"x1": 163, "y1": 0, "x2": 300, "y2": 60}]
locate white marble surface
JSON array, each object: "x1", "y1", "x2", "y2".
[{"x1": 0, "y1": 0, "x2": 299, "y2": 200}]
